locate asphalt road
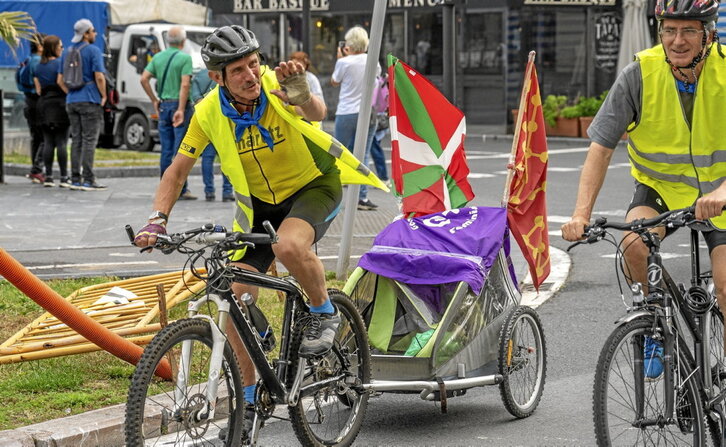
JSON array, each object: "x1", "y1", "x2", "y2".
[{"x1": 1, "y1": 134, "x2": 708, "y2": 445}]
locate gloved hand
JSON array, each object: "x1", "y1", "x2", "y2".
[
  {"x1": 133, "y1": 223, "x2": 167, "y2": 248},
  {"x1": 279, "y1": 72, "x2": 311, "y2": 106}
]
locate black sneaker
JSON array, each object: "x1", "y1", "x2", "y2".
[
  {"x1": 222, "y1": 195, "x2": 235, "y2": 202},
  {"x1": 205, "y1": 194, "x2": 215, "y2": 202},
  {"x1": 357, "y1": 199, "x2": 378, "y2": 211},
  {"x1": 298, "y1": 310, "x2": 341, "y2": 357},
  {"x1": 81, "y1": 182, "x2": 107, "y2": 191},
  {"x1": 59, "y1": 177, "x2": 71, "y2": 188},
  {"x1": 43, "y1": 177, "x2": 55, "y2": 187}
]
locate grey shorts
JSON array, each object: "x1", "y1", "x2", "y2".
[{"x1": 628, "y1": 182, "x2": 726, "y2": 253}]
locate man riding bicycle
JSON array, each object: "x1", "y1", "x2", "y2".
[
  {"x1": 133, "y1": 25, "x2": 386, "y2": 436},
  {"x1": 561, "y1": 0, "x2": 726, "y2": 379}
]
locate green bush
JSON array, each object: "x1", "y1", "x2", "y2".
[{"x1": 542, "y1": 95, "x2": 567, "y2": 127}]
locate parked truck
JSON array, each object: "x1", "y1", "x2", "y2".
[
  {"x1": 105, "y1": 23, "x2": 214, "y2": 150},
  {"x1": 0, "y1": 0, "x2": 211, "y2": 151}
]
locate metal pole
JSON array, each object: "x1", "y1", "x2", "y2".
[
  {"x1": 302, "y1": 0, "x2": 311, "y2": 54},
  {"x1": 0, "y1": 89, "x2": 4, "y2": 184},
  {"x1": 442, "y1": 2, "x2": 455, "y2": 102},
  {"x1": 335, "y1": 0, "x2": 387, "y2": 280}
]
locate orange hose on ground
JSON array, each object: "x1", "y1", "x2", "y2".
[{"x1": 0, "y1": 248, "x2": 172, "y2": 380}]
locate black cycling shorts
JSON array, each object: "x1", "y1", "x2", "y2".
[
  {"x1": 628, "y1": 181, "x2": 726, "y2": 253},
  {"x1": 235, "y1": 171, "x2": 343, "y2": 273}
]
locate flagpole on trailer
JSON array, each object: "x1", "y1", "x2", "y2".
[
  {"x1": 501, "y1": 50, "x2": 536, "y2": 207},
  {"x1": 335, "y1": 0, "x2": 387, "y2": 280}
]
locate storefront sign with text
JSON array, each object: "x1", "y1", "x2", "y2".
[
  {"x1": 232, "y1": 0, "x2": 330, "y2": 13},
  {"x1": 524, "y1": 0, "x2": 616, "y2": 5}
]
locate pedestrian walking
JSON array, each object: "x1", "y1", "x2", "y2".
[
  {"x1": 191, "y1": 67, "x2": 233, "y2": 202},
  {"x1": 59, "y1": 18, "x2": 107, "y2": 191},
  {"x1": 17, "y1": 33, "x2": 46, "y2": 184},
  {"x1": 140, "y1": 25, "x2": 196, "y2": 200},
  {"x1": 331, "y1": 26, "x2": 380, "y2": 211},
  {"x1": 34, "y1": 35, "x2": 70, "y2": 188}
]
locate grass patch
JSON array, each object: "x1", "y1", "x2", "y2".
[
  {"x1": 0, "y1": 272, "x2": 351, "y2": 430},
  {"x1": 5, "y1": 148, "x2": 159, "y2": 168}
]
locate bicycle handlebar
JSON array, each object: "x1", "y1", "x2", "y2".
[
  {"x1": 566, "y1": 205, "x2": 723, "y2": 252},
  {"x1": 125, "y1": 221, "x2": 278, "y2": 254}
]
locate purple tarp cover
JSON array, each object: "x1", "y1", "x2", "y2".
[{"x1": 358, "y1": 207, "x2": 512, "y2": 295}]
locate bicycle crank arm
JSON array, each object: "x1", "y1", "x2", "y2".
[
  {"x1": 297, "y1": 374, "x2": 348, "y2": 399},
  {"x1": 633, "y1": 416, "x2": 674, "y2": 428},
  {"x1": 287, "y1": 360, "x2": 306, "y2": 406}
]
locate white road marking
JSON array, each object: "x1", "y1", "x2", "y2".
[
  {"x1": 108, "y1": 252, "x2": 137, "y2": 257},
  {"x1": 519, "y1": 246, "x2": 569, "y2": 308},
  {"x1": 601, "y1": 253, "x2": 688, "y2": 260},
  {"x1": 467, "y1": 173, "x2": 496, "y2": 178},
  {"x1": 26, "y1": 261, "x2": 159, "y2": 271}
]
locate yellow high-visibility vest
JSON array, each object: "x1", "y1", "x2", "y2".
[{"x1": 629, "y1": 43, "x2": 726, "y2": 228}]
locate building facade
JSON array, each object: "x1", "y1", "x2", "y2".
[{"x1": 202, "y1": 0, "x2": 643, "y2": 126}]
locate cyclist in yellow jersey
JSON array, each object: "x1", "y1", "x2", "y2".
[
  {"x1": 133, "y1": 25, "x2": 386, "y2": 436},
  {"x1": 562, "y1": 0, "x2": 726, "y2": 379}
]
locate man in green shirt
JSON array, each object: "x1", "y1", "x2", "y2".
[{"x1": 140, "y1": 25, "x2": 196, "y2": 200}]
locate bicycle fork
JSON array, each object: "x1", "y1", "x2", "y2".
[{"x1": 173, "y1": 293, "x2": 231, "y2": 423}]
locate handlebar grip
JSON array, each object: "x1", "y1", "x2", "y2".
[
  {"x1": 238, "y1": 232, "x2": 275, "y2": 245},
  {"x1": 125, "y1": 225, "x2": 135, "y2": 244}
]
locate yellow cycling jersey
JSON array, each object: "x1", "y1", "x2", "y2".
[{"x1": 179, "y1": 105, "x2": 331, "y2": 204}]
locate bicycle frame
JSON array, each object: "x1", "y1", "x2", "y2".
[
  {"x1": 630, "y1": 228, "x2": 723, "y2": 433},
  {"x1": 172, "y1": 264, "x2": 308, "y2": 424}
]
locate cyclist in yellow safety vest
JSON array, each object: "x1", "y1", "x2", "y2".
[
  {"x1": 562, "y1": 0, "x2": 726, "y2": 379},
  {"x1": 133, "y1": 25, "x2": 387, "y2": 436}
]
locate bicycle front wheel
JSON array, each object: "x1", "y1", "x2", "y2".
[
  {"x1": 593, "y1": 318, "x2": 705, "y2": 445},
  {"x1": 125, "y1": 318, "x2": 244, "y2": 447},
  {"x1": 287, "y1": 289, "x2": 371, "y2": 447}
]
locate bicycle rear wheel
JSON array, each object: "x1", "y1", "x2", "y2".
[
  {"x1": 497, "y1": 305, "x2": 547, "y2": 418},
  {"x1": 125, "y1": 318, "x2": 244, "y2": 447},
  {"x1": 287, "y1": 289, "x2": 371, "y2": 447},
  {"x1": 593, "y1": 318, "x2": 706, "y2": 445}
]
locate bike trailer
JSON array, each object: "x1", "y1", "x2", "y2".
[{"x1": 344, "y1": 206, "x2": 522, "y2": 386}]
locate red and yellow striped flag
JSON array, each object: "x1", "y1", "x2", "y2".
[{"x1": 507, "y1": 56, "x2": 550, "y2": 290}]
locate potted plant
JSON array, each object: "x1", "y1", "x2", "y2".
[
  {"x1": 543, "y1": 94, "x2": 579, "y2": 137},
  {"x1": 574, "y1": 90, "x2": 608, "y2": 137}
]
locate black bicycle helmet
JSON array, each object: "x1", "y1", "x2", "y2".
[
  {"x1": 201, "y1": 25, "x2": 260, "y2": 72},
  {"x1": 655, "y1": 0, "x2": 719, "y2": 23}
]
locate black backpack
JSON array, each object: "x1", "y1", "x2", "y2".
[
  {"x1": 15, "y1": 57, "x2": 35, "y2": 93},
  {"x1": 63, "y1": 43, "x2": 89, "y2": 90}
]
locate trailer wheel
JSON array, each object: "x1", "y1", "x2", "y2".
[
  {"x1": 123, "y1": 113, "x2": 153, "y2": 151},
  {"x1": 497, "y1": 305, "x2": 546, "y2": 418}
]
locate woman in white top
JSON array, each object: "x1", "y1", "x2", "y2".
[{"x1": 331, "y1": 26, "x2": 380, "y2": 211}]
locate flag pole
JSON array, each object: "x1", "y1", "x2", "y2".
[
  {"x1": 335, "y1": 0, "x2": 387, "y2": 280},
  {"x1": 501, "y1": 51, "x2": 536, "y2": 207}
]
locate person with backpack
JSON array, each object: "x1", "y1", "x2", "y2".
[
  {"x1": 370, "y1": 73, "x2": 389, "y2": 185},
  {"x1": 191, "y1": 67, "x2": 234, "y2": 202},
  {"x1": 140, "y1": 25, "x2": 196, "y2": 201},
  {"x1": 58, "y1": 18, "x2": 107, "y2": 191},
  {"x1": 34, "y1": 35, "x2": 70, "y2": 188},
  {"x1": 17, "y1": 33, "x2": 46, "y2": 184},
  {"x1": 331, "y1": 26, "x2": 381, "y2": 211}
]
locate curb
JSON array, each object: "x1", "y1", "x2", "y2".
[
  {"x1": 0, "y1": 246, "x2": 573, "y2": 446},
  {"x1": 2, "y1": 163, "x2": 204, "y2": 179}
]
